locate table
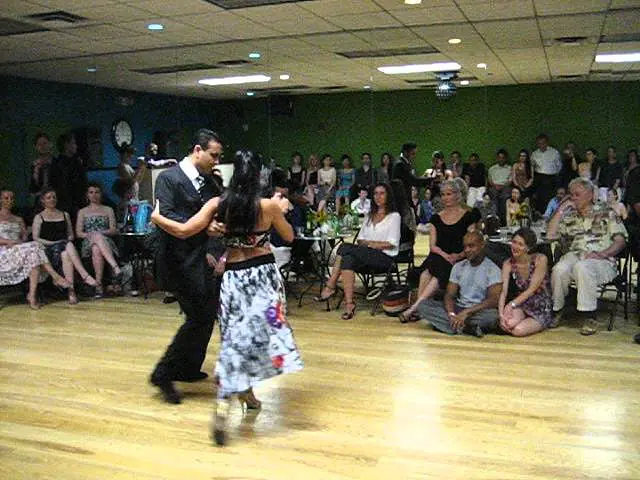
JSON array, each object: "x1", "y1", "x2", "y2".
[
  {"x1": 120, "y1": 231, "x2": 154, "y2": 298},
  {"x1": 486, "y1": 226, "x2": 559, "y2": 268},
  {"x1": 294, "y1": 232, "x2": 353, "y2": 309}
]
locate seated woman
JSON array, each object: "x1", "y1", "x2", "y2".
[
  {"x1": 315, "y1": 182, "x2": 401, "y2": 320},
  {"x1": 76, "y1": 183, "x2": 121, "y2": 297},
  {"x1": 607, "y1": 188, "x2": 627, "y2": 220},
  {"x1": 0, "y1": 188, "x2": 69, "y2": 309},
  {"x1": 401, "y1": 178, "x2": 480, "y2": 323},
  {"x1": 32, "y1": 188, "x2": 97, "y2": 305},
  {"x1": 505, "y1": 186, "x2": 524, "y2": 227},
  {"x1": 498, "y1": 228, "x2": 553, "y2": 336}
]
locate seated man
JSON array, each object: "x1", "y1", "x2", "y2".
[
  {"x1": 417, "y1": 231, "x2": 502, "y2": 337},
  {"x1": 547, "y1": 177, "x2": 627, "y2": 335},
  {"x1": 543, "y1": 187, "x2": 566, "y2": 221},
  {"x1": 350, "y1": 187, "x2": 371, "y2": 216}
]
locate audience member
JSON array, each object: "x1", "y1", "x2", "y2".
[
  {"x1": 425, "y1": 151, "x2": 446, "y2": 191},
  {"x1": 559, "y1": 143, "x2": 579, "y2": 188},
  {"x1": 531, "y1": 134, "x2": 561, "y2": 214},
  {"x1": 378, "y1": 152, "x2": 393, "y2": 184},
  {"x1": 391, "y1": 142, "x2": 431, "y2": 201},
  {"x1": 390, "y1": 179, "x2": 417, "y2": 252},
  {"x1": 607, "y1": 188, "x2": 627, "y2": 220},
  {"x1": 29, "y1": 132, "x2": 54, "y2": 206},
  {"x1": 498, "y1": 228, "x2": 553, "y2": 336},
  {"x1": 462, "y1": 152, "x2": 486, "y2": 208},
  {"x1": 354, "y1": 152, "x2": 377, "y2": 195},
  {"x1": 476, "y1": 192, "x2": 497, "y2": 222},
  {"x1": 543, "y1": 187, "x2": 567, "y2": 221},
  {"x1": 303, "y1": 154, "x2": 320, "y2": 205},
  {"x1": 350, "y1": 187, "x2": 371, "y2": 216},
  {"x1": 32, "y1": 188, "x2": 97, "y2": 305},
  {"x1": 487, "y1": 148, "x2": 512, "y2": 222},
  {"x1": 315, "y1": 183, "x2": 400, "y2": 320},
  {"x1": 287, "y1": 152, "x2": 306, "y2": 194},
  {"x1": 49, "y1": 132, "x2": 88, "y2": 222},
  {"x1": 0, "y1": 188, "x2": 69, "y2": 309},
  {"x1": 401, "y1": 178, "x2": 480, "y2": 323},
  {"x1": 623, "y1": 149, "x2": 638, "y2": 193},
  {"x1": 581, "y1": 148, "x2": 599, "y2": 181},
  {"x1": 512, "y1": 149, "x2": 534, "y2": 200},
  {"x1": 409, "y1": 185, "x2": 420, "y2": 220},
  {"x1": 417, "y1": 187, "x2": 434, "y2": 231},
  {"x1": 548, "y1": 177, "x2": 627, "y2": 335},
  {"x1": 317, "y1": 154, "x2": 336, "y2": 211},
  {"x1": 116, "y1": 143, "x2": 147, "y2": 210},
  {"x1": 447, "y1": 150, "x2": 463, "y2": 178},
  {"x1": 505, "y1": 186, "x2": 524, "y2": 227},
  {"x1": 596, "y1": 146, "x2": 623, "y2": 202},
  {"x1": 76, "y1": 183, "x2": 121, "y2": 298},
  {"x1": 336, "y1": 154, "x2": 355, "y2": 214},
  {"x1": 415, "y1": 231, "x2": 501, "y2": 337}
]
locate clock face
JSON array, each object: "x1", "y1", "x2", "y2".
[{"x1": 112, "y1": 119, "x2": 133, "y2": 149}]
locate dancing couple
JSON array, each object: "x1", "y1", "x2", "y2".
[{"x1": 151, "y1": 135, "x2": 302, "y2": 446}]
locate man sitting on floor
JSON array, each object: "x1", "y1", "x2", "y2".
[
  {"x1": 547, "y1": 177, "x2": 627, "y2": 335},
  {"x1": 417, "y1": 231, "x2": 501, "y2": 337}
]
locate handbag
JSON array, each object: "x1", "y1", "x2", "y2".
[{"x1": 381, "y1": 285, "x2": 410, "y2": 317}]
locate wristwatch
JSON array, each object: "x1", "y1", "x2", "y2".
[{"x1": 510, "y1": 301, "x2": 517, "y2": 308}]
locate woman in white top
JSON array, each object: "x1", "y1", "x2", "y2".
[
  {"x1": 315, "y1": 182, "x2": 401, "y2": 320},
  {"x1": 317, "y1": 154, "x2": 337, "y2": 212}
]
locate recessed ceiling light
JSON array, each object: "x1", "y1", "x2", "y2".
[
  {"x1": 279, "y1": 74, "x2": 290, "y2": 80},
  {"x1": 198, "y1": 74, "x2": 271, "y2": 86},
  {"x1": 595, "y1": 52, "x2": 640, "y2": 63},
  {"x1": 448, "y1": 38, "x2": 462, "y2": 45},
  {"x1": 460, "y1": 80, "x2": 470, "y2": 86},
  {"x1": 147, "y1": 23, "x2": 164, "y2": 31},
  {"x1": 247, "y1": 92, "x2": 255, "y2": 96},
  {"x1": 248, "y1": 51, "x2": 261, "y2": 59},
  {"x1": 477, "y1": 63, "x2": 487, "y2": 69},
  {"x1": 87, "y1": 67, "x2": 97, "y2": 73},
  {"x1": 378, "y1": 62, "x2": 461, "y2": 74},
  {"x1": 363, "y1": 85, "x2": 371, "y2": 89},
  {"x1": 405, "y1": 0, "x2": 422, "y2": 4}
]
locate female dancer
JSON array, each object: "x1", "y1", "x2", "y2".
[
  {"x1": 152, "y1": 150, "x2": 303, "y2": 446},
  {"x1": 1, "y1": 188, "x2": 69, "y2": 308}
]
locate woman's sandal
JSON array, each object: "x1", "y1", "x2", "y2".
[
  {"x1": 94, "y1": 284, "x2": 104, "y2": 299},
  {"x1": 341, "y1": 303, "x2": 357, "y2": 320},
  {"x1": 82, "y1": 275, "x2": 97, "y2": 287},
  {"x1": 52, "y1": 275, "x2": 70, "y2": 290},
  {"x1": 26, "y1": 293, "x2": 40, "y2": 310},
  {"x1": 314, "y1": 287, "x2": 336, "y2": 302}
]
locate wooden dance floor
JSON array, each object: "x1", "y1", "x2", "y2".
[{"x1": 1, "y1": 287, "x2": 639, "y2": 479}]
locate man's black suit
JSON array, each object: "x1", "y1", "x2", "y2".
[{"x1": 150, "y1": 164, "x2": 223, "y2": 383}]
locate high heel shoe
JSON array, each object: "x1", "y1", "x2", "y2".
[
  {"x1": 82, "y1": 275, "x2": 97, "y2": 287},
  {"x1": 341, "y1": 302, "x2": 357, "y2": 320},
  {"x1": 314, "y1": 286, "x2": 336, "y2": 302},
  {"x1": 238, "y1": 389, "x2": 262, "y2": 412},
  {"x1": 52, "y1": 275, "x2": 70, "y2": 290},
  {"x1": 94, "y1": 283, "x2": 103, "y2": 299},
  {"x1": 212, "y1": 398, "x2": 231, "y2": 446}
]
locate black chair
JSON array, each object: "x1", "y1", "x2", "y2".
[{"x1": 601, "y1": 248, "x2": 631, "y2": 331}]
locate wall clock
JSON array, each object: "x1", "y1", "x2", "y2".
[{"x1": 111, "y1": 119, "x2": 133, "y2": 149}]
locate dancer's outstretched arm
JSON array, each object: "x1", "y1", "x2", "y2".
[{"x1": 152, "y1": 198, "x2": 218, "y2": 239}]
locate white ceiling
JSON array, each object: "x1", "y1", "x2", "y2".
[{"x1": 1, "y1": 0, "x2": 639, "y2": 99}]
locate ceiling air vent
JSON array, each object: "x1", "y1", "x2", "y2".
[
  {"x1": 216, "y1": 59, "x2": 253, "y2": 67},
  {"x1": 554, "y1": 36, "x2": 588, "y2": 45},
  {"x1": 600, "y1": 33, "x2": 640, "y2": 43},
  {"x1": 132, "y1": 63, "x2": 220, "y2": 75},
  {"x1": 0, "y1": 18, "x2": 48, "y2": 37},
  {"x1": 339, "y1": 46, "x2": 439, "y2": 59},
  {"x1": 203, "y1": 0, "x2": 311, "y2": 9},
  {"x1": 26, "y1": 11, "x2": 88, "y2": 25}
]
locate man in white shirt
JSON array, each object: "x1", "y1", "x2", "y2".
[
  {"x1": 531, "y1": 133, "x2": 561, "y2": 214},
  {"x1": 350, "y1": 187, "x2": 371, "y2": 216},
  {"x1": 487, "y1": 149, "x2": 512, "y2": 224}
]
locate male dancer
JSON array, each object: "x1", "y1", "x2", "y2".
[{"x1": 150, "y1": 129, "x2": 224, "y2": 404}]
